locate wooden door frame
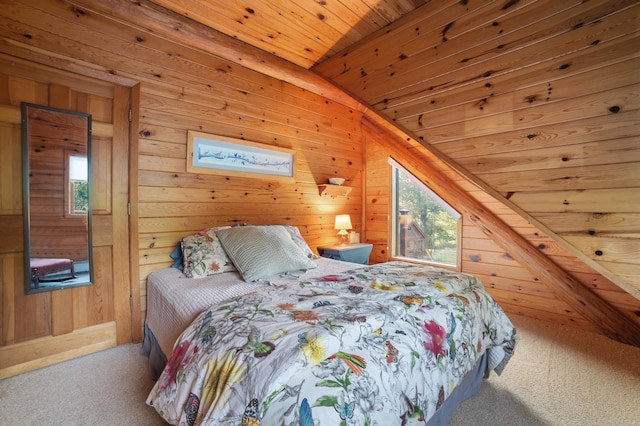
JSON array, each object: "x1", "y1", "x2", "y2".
[
  {"x1": 127, "y1": 84, "x2": 142, "y2": 343},
  {"x1": 112, "y1": 84, "x2": 135, "y2": 345}
]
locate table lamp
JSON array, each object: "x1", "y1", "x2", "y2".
[{"x1": 334, "y1": 214, "x2": 352, "y2": 244}]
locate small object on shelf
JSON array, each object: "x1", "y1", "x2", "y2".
[
  {"x1": 328, "y1": 177, "x2": 345, "y2": 185},
  {"x1": 317, "y1": 243, "x2": 373, "y2": 265},
  {"x1": 319, "y1": 184, "x2": 352, "y2": 197}
]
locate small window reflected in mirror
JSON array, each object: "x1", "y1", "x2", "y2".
[{"x1": 67, "y1": 153, "x2": 89, "y2": 215}]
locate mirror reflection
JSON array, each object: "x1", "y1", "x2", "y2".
[{"x1": 22, "y1": 103, "x2": 93, "y2": 294}]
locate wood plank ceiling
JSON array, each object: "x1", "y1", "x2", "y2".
[
  {"x1": 149, "y1": 0, "x2": 429, "y2": 69},
  {"x1": 150, "y1": 0, "x2": 639, "y2": 300}
]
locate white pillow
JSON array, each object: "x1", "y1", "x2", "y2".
[
  {"x1": 282, "y1": 225, "x2": 318, "y2": 259},
  {"x1": 215, "y1": 225, "x2": 317, "y2": 282}
]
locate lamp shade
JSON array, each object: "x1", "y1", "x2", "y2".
[{"x1": 334, "y1": 214, "x2": 352, "y2": 233}]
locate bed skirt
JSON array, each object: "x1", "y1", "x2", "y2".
[
  {"x1": 140, "y1": 323, "x2": 168, "y2": 380},
  {"x1": 427, "y1": 351, "x2": 487, "y2": 425}
]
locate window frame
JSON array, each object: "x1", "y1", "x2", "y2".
[
  {"x1": 389, "y1": 159, "x2": 462, "y2": 271},
  {"x1": 64, "y1": 151, "x2": 89, "y2": 217}
]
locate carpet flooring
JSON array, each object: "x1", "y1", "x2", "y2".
[{"x1": 1, "y1": 314, "x2": 638, "y2": 425}]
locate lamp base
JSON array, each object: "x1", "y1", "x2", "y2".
[{"x1": 337, "y1": 231, "x2": 349, "y2": 245}]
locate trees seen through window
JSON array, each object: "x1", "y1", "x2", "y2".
[{"x1": 391, "y1": 162, "x2": 460, "y2": 267}]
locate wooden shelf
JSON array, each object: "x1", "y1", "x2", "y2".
[{"x1": 318, "y1": 184, "x2": 352, "y2": 197}]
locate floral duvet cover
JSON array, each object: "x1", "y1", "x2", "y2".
[{"x1": 147, "y1": 262, "x2": 517, "y2": 425}]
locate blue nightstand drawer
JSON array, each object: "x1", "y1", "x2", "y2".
[{"x1": 317, "y1": 243, "x2": 372, "y2": 265}]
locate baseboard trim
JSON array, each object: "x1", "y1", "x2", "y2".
[{"x1": 0, "y1": 321, "x2": 117, "y2": 379}]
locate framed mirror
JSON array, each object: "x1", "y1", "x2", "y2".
[{"x1": 22, "y1": 103, "x2": 93, "y2": 294}]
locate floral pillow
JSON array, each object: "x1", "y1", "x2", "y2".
[{"x1": 181, "y1": 227, "x2": 237, "y2": 278}]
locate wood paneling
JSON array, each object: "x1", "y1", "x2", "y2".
[
  {"x1": 363, "y1": 119, "x2": 640, "y2": 345},
  {"x1": 0, "y1": 321, "x2": 117, "y2": 380},
  {"x1": 150, "y1": 0, "x2": 430, "y2": 68},
  {"x1": 1, "y1": 0, "x2": 638, "y2": 379},
  {"x1": 0, "y1": 56, "x2": 131, "y2": 377},
  {"x1": 0, "y1": 0, "x2": 365, "y2": 354},
  {"x1": 314, "y1": 0, "x2": 639, "y2": 332}
]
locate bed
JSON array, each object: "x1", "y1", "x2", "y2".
[
  {"x1": 30, "y1": 257, "x2": 75, "y2": 287},
  {"x1": 143, "y1": 225, "x2": 517, "y2": 426}
]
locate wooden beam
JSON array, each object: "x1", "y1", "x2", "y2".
[
  {"x1": 363, "y1": 119, "x2": 640, "y2": 347},
  {"x1": 66, "y1": 0, "x2": 365, "y2": 112}
]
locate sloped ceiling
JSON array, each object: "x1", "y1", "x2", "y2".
[
  {"x1": 149, "y1": 0, "x2": 430, "y2": 69},
  {"x1": 312, "y1": 0, "x2": 640, "y2": 302},
  {"x1": 141, "y1": 0, "x2": 639, "y2": 341},
  {"x1": 150, "y1": 0, "x2": 638, "y2": 296}
]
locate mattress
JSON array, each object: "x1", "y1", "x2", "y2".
[{"x1": 145, "y1": 257, "x2": 360, "y2": 358}]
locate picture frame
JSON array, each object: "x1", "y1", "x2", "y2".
[{"x1": 186, "y1": 131, "x2": 295, "y2": 180}]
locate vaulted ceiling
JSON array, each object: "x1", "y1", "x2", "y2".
[
  {"x1": 150, "y1": 0, "x2": 429, "y2": 69},
  {"x1": 91, "y1": 0, "x2": 639, "y2": 343},
  {"x1": 148, "y1": 0, "x2": 639, "y2": 299}
]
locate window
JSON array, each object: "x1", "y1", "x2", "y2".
[
  {"x1": 67, "y1": 154, "x2": 88, "y2": 215},
  {"x1": 390, "y1": 160, "x2": 460, "y2": 268}
]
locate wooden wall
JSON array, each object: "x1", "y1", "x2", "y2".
[
  {"x1": 316, "y1": 0, "x2": 640, "y2": 333},
  {"x1": 315, "y1": 0, "x2": 640, "y2": 298},
  {"x1": 0, "y1": 0, "x2": 364, "y2": 345},
  {"x1": 0, "y1": 0, "x2": 638, "y2": 379},
  {"x1": 364, "y1": 122, "x2": 638, "y2": 334},
  {"x1": 127, "y1": 30, "x2": 365, "y2": 335}
]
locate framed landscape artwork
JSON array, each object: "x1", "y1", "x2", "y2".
[{"x1": 187, "y1": 131, "x2": 295, "y2": 180}]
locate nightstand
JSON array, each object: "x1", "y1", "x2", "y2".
[{"x1": 317, "y1": 243, "x2": 373, "y2": 265}]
